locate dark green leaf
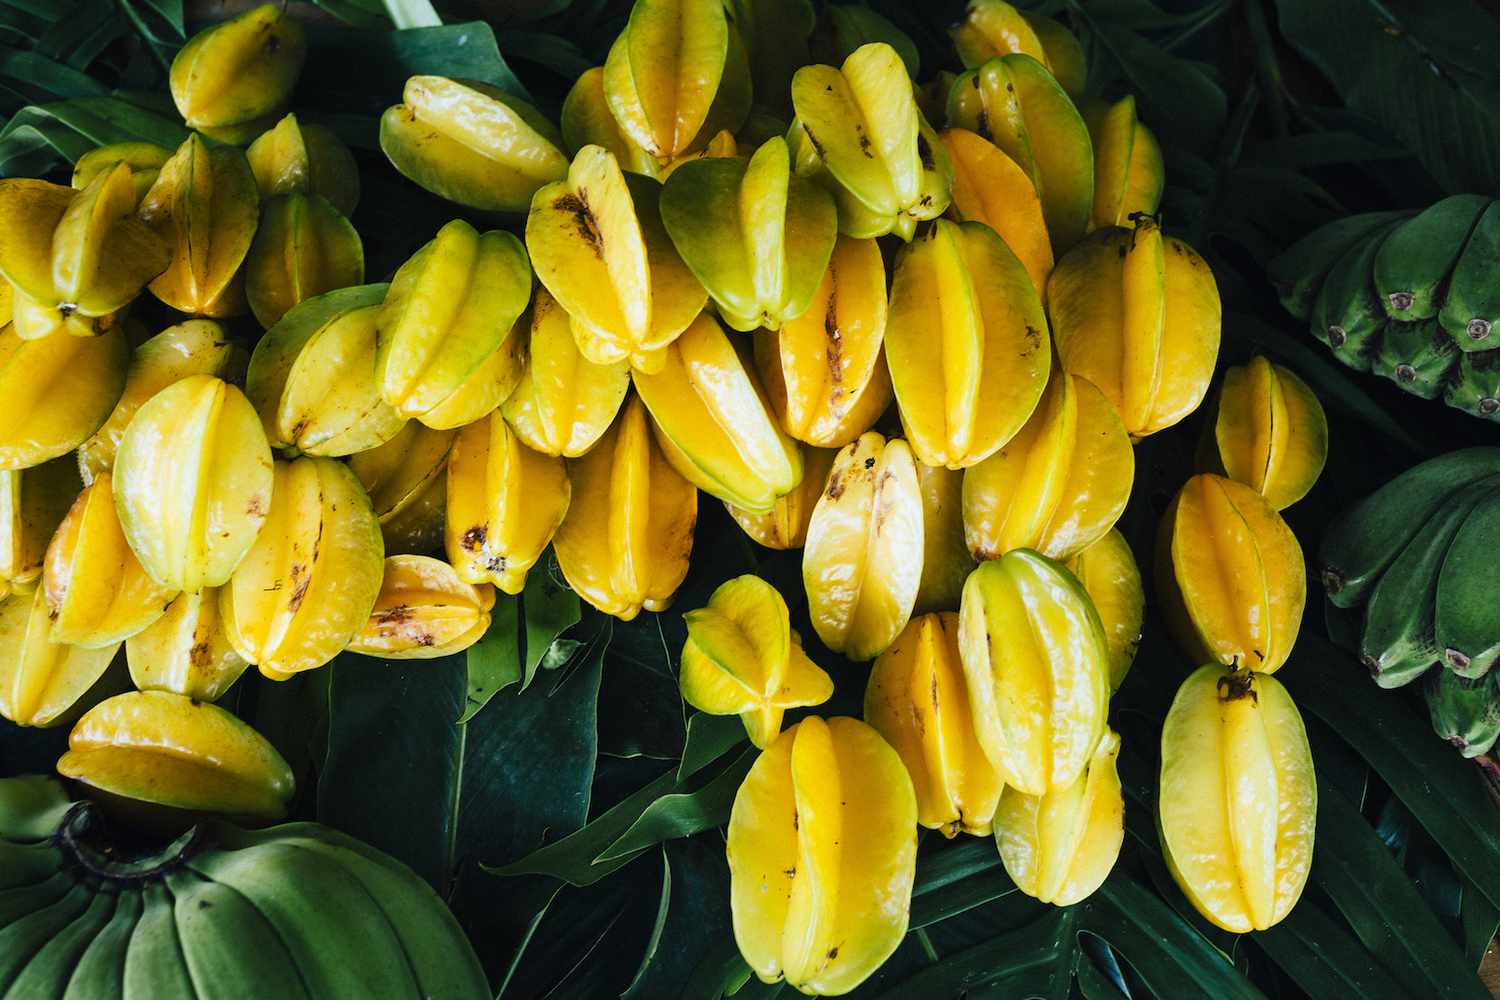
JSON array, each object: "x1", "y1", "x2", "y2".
[
  {"x1": 596, "y1": 748, "x2": 754, "y2": 863},
  {"x1": 1256, "y1": 896, "x2": 1432, "y2": 1000},
  {"x1": 678, "y1": 713, "x2": 749, "y2": 782},
  {"x1": 308, "y1": 0, "x2": 389, "y2": 30},
  {"x1": 1460, "y1": 875, "x2": 1500, "y2": 970},
  {"x1": 624, "y1": 838, "x2": 735, "y2": 997},
  {"x1": 521, "y1": 567, "x2": 581, "y2": 689},
  {"x1": 871, "y1": 908, "x2": 1078, "y2": 999},
  {"x1": 460, "y1": 594, "x2": 521, "y2": 723}
]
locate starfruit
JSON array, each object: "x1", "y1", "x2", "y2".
[
  {"x1": 602, "y1": 0, "x2": 753, "y2": 164},
  {"x1": 0, "y1": 458, "x2": 80, "y2": 596},
  {"x1": 126, "y1": 589, "x2": 248, "y2": 703},
  {"x1": 995, "y1": 728, "x2": 1123, "y2": 906},
  {"x1": 802, "y1": 432, "x2": 924, "y2": 661},
  {"x1": 381, "y1": 75, "x2": 569, "y2": 215},
  {"x1": 77, "y1": 319, "x2": 236, "y2": 483},
  {"x1": 1157, "y1": 473, "x2": 1306, "y2": 674},
  {"x1": 445, "y1": 411, "x2": 570, "y2": 596},
  {"x1": 914, "y1": 463, "x2": 974, "y2": 614},
  {"x1": 957, "y1": 550, "x2": 1109, "y2": 795},
  {"x1": 247, "y1": 112, "x2": 360, "y2": 216},
  {"x1": 246, "y1": 284, "x2": 405, "y2": 457},
  {"x1": 73, "y1": 142, "x2": 173, "y2": 204},
  {"x1": 43, "y1": 472, "x2": 176, "y2": 648},
  {"x1": 949, "y1": 0, "x2": 1047, "y2": 69},
  {"x1": 753, "y1": 235, "x2": 891, "y2": 448},
  {"x1": 1048, "y1": 216, "x2": 1221, "y2": 438},
  {"x1": 1159, "y1": 665, "x2": 1315, "y2": 932},
  {"x1": 57, "y1": 690, "x2": 295, "y2": 822},
  {"x1": 1085, "y1": 96, "x2": 1163, "y2": 231},
  {"x1": 660, "y1": 136, "x2": 837, "y2": 331},
  {"x1": 727, "y1": 715, "x2": 916, "y2": 995},
  {"x1": 939, "y1": 128, "x2": 1053, "y2": 297},
  {"x1": 790, "y1": 43, "x2": 951, "y2": 241},
  {"x1": 562, "y1": 67, "x2": 661, "y2": 177},
  {"x1": 501, "y1": 287, "x2": 630, "y2": 458},
  {"x1": 347, "y1": 555, "x2": 495, "y2": 659},
  {"x1": 813, "y1": 5, "x2": 920, "y2": 79},
  {"x1": 377, "y1": 220, "x2": 531, "y2": 428},
  {"x1": 680, "y1": 575, "x2": 833, "y2": 747},
  {"x1": 0, "y1": 319, "x2": 127, "y2": 470},
  {"x1": 886, "y1": 219, "x2": 1051, "y2": 469},
  {"x1": 0, "y1": 588, "x2": 120, "y2": 728},
  {"x1": 0, "y1": 169, "x2": 169, "y2": 336},
  {"x1": 113, "y1": 375, "x2": 274, "y2": 593},
  {"x1": 961, "y1": 371, "x2": 1133, "y2": 561},
  {"x1": 1026, "y1": 14, "x2": 1087, "y2": 97},
  {"x1": 169, "y1": 3, "x2": 307, "y2": 143},
  {"x1": 348, "y1": 421, "x2": 453, "y2": 556},
  {"x1": 727, "y1": 444, "x2": 837, "y2": 550},
  {"x1": 220, "y1": 457, "x2": 385, "y2": 679},
  {"x1": 243, "y1": 192, "x2": 364, "y2": 329},
  {"x1": 634, "y1": 314, "x2": 803, "y2": 512},
  {"x1": 1208, "y1": 355, "x2": 1328, "y2": 510},
  {"x1": 553, "y1": 395, "x2": 696, "y2": 620},
  {"x1": 526, "y1": 145, "x2": 705, "y2": 372},
  {"x1": 1064, "y1": 530, "x2": 1143, "y2": 691},
  {"x1": 864, "y1": 612, "x2": 1001, "y2": 836}
]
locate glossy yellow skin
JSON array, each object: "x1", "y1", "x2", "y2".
[
  {"x1": 1064, "y1": 530, "x2": 1143, "y2": 692},
  {"x1": 246, "y1": 113, "x2": 361, "y2": 216},
  {"x1": 562, "y1": 67, "x2": 662, "y2": 177},
  {"x1": 126, "y1": 588, "x2": 248, "y2": 703},
  {"x1": 445, "y1": 412, "x2": 570, "y2": 596},
  {"x1": 1085, "y1": 96, "x2": 1164, "y2": 230},
  {"x1": 244, "y1": 192, "x2": 365, "y2": 329},
  {"x1": 940, "y1": 128, "x2": 1053, "y2": 299},
  {"x1": 58, "y1": 690, "x2": 295, "y2": 822},
  {"x1": 754, "y1": 235, "x2": 890, "y2": 449},
  {"x1": 43, "y1": 473, "x2": 176, "y2": 648},
  {"x1": 0, "y1": 588, "x2": 119, "y2": 728},
  {"x1": 0, "y1": 320, "x2": 127, "y2": 470},
  {"x1": 73, "y1": 142, "x2": 173, "y2": 205},
  {"x1": 501, "y1": 288, "x2": 630, "y2": 458},
  {"x1": 7, "y1": 286, "x2": 124, "y2": 341},
  {"x1": 348, "y1": 555, "x2": 496, "y2": 659},
  {"x1": 913, "y1": 462, "x2": 975, "y2": 615},
  {"x1": 0, "y1": 458, "x2": 80, "y2": 596},
  {"x1": 995, "y1": 728, "x2": 1123, "y2": 906},
  {"x1": 1048, "y1": 216, "x2": 1221, "y2": 438},
  {"x1": 727, "y1": 444, "x2": 837, "y2": 550},
  {"x1": 962, "y1": 372, "x2": 1133, "y2": 562},
  {"x1": 347, "y1": 421, "x2": 454, "y2": 556},
  {"x1": 554, "y1": 396, "x2": 696, "y2": 620},
  {"x1": 1157, "y1": 474, "x2": 1306, "y2": 674},
  {"x1": 220, "y1": 458, "x2": 385, "y2": 679},
  {"x1": 1158, "y1": 666, "x2": 1315, "y2": 932},
  {"x1": 377, "y1": 221, "x2": 531, "y2": 429},
  {"x1": 680, "y1": 575, "x2": 833, "y2": 747},
  {"x1": 1211, "y1": 356, "x2": 1328, "y2": 510},
  {"x1": 802, "y1": 432, "x2": 924, "y2": 661},
  {"x1": 526, "y1": 145, "x2": 706, "y2": 373},
  {"x1": 727, "y1": 716, "x2": 916, "y2": 995},
  {"x1": 887, "y1": 219, "x2": 1050, "y2": 470},
  {"x1": 113, "y1": 375, "x2": 273, "y2": 593},
  {"x1": 790, "y1": 43, "x2": 951, "y2": 241},
  {"x1": 169, "y1": 3, "x2": 306, "y2": 136},
  {"x1": 950, "y1": 0, "x2": 1046, "y2": 69},
  {"x1": 635, "y1": 314, "x2": 803, "y2": 512},
  {"x1": 1026, "y1": 14, "x2": 1086, "y2": 97},
  {"x1": 957, "y1": 551, "x2": 1109, "y2": 795},
  {"x1": 864, "y1": 613, "x2": 1001, "y2": 837}
]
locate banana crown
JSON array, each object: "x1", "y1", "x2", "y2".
[
  {"x1": 247, "y1": 113, "x2": 361, "y2": 216},
  {"x1": 1084, "y1": 95, "x2": 1164, "y2": 231},
  {"x1": 244, "y1": 192, "x2": 365, "y2": 329},
  {"x1": 1210, "y1": 355, "x2": 1328, "y2": 510},
  {"x1": 73, "y1": 141, "x2": 173, "y2": 205},
  {"x1": 169, "y1": 3, "x2": 307, "y2": 136},
  {"x1": 0, "y1": 315, "x2": 128, "y2": 471},
  {"x1": 727, "y1": 715, "x2": 917, "y2": 995},
  {"x1": 940, "y1": 128, "x2": 1054, "y2": 298},
  {"x1": 348, "y1": 554, "x2": 496, "y2": 659},
  {"x1": 1064, "y1": 529, "x2": 1144, "y2": 692},
  {"x1": 127, "y1": 588, "x2": 248, "y2": 703},
  {"x1": 0, "y1": 587, "x2": 118, "y2": 728},
  {"x1": 727, "y1": 444, "x2": 838, "y2": 551}
]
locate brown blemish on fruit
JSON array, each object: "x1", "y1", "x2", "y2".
[
  {"x1": 1216, "y1": 669, "x2": 1258, "y2": 704},
  {"x1": 800, "y1": 123, "x2": 825, "y2": 159},
  {"x1": 917, "y1": 133, "x2": 935, "y2": 171},
  {"x1": 824, "y1": 294, "x2": 844, "y2": 387},
  {"x1": 555, "y1": 191, "x2": 603, "y2": 257},
  {"x1": 825, "y1": 472, "x2": 845, "y2": 500},
  {"x1": 286, "y1": 563, "x2": 310, "y2": 612},
  {"x1": 246, "y1": 495, "x2": 266, "y2": 518},
  {"x1": 189, "y1": 642, "x2": 211, "y2": 668},
  {"x1": 461, "y1": 525, "x2": 487, "y2": 550}
]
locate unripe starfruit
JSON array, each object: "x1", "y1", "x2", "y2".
[
  {"x1": 1064, "y1": 530, "x2": 1143, "y2": 692},
  {"x1": 958, "y1": 550, "x2": 1109, "y2": 795},
  {"x1": 445, "y1": 412, "x2": 570, "y2": 596},
  {"x1": 220, "y1": 457, "x2": 385, "y2": 679},
  {"x1": 127, "y1": 588, "x2": 247, "y2": 703},
  {"x1": 886, "y1": 219, "x2": 1050, "y2": 470},
  {"x1": 962, "y1": 371, "x2": 1132, "y2": 561},
  {"x1": 864, "y1": 612, "x2": 1001, "y2": 836},
  {"x1": 113, "y1": 375, "x2": 274, "y2": 593},
  {"x1": 348, "y1": 421, "x2": 453, "y2": 556},
  {"x1": 377, "y1": 221, "x2": 531, "y2": 429},
  {"x1": 0, "y1": 458, "x2": 81, "y2": 596},
  {"x1": 1157, "y1": 473, "x2": 1306, "y2": 674},
  {"x1": 73, "y1": 142, "x2": 173, "y2": 205},
  {"x1": 501, "y1": 288, "x2": 630, "y2": 458},
  {"x1": 1209, "y1": 356, "x2": 1328, "y2": 510},
  {"x1": 553, "y1": 395, "x2": 696, "y2": 620},
  {"x1": 995, "y1": 728, "x2": 1123, "y2": 906},
  {"x1": 0, "y1": 319, "x2": 127, "y2": 470},
  {"x1": 914, "y1": 463, "x2": 974, "y2": 615},
  {"x1": 1159, "y1": 665, "x2": 1315, "y2": 932},
  {"x1": 790, "y1": 43, "x2": 951, "y2": 241},
  {"x1": 727, "y1": 715, "x2": 916, "y2": 995},
  {"x1": 348, "y1": 555, "x2": 495, "y2": 659},
  {"x1": 939, "y1": 128, "x2": 1052, "y2": 297},
  {"x1": 753, "y1": 235, "x2": 891, "y2": 448},
  {"x1": 680, "y1": 575, "x2": 833, "y2": 748},
  {"x1": 727, "y1": 444, "x2": 837, "y2": 550},
  {"x1": 1085, "y1": 96, "x2": 1164, "y2": 231},
  {"x1": 562, "y1": 67, "x2": 661, "y2": 177},
  {"x1": 0, "y1": 588, "x2": 120, "y2": 728},
  {"x1": 802, "y1": 432, "x2": 924, "y2": 661},
  {"x1": 635, "y1": 313, "x2": 803, "y2": 512},
  {"x1": 526, "y1": 145, "x2": 705, "y2": 373},
  {"x1": 244, "y1": 192, "x2": 364, "y2": 329},
  {"x1": 169, "y1": 3, "x2": 307, "y2": 143},
  {"x1": 58, "y1": 690, "x2": 295, "y2": 822},
  {"x1": 247, "y1": 112, "x2": 360, "y2": 216}
]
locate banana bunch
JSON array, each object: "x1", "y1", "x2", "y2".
[
  {"x1": 1271, "y1": 194, "x2": 1500, "y2": 420},
  {"x1": 1320, "y1": 448, "x2": 1500, "y2": 756}
]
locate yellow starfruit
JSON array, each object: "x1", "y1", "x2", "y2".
[
  {"x1": 347, "y1": 555, "x2": 495, "y2": 659},
  {"x1": 727, "y1": 444, "x2": 837, "y2": 550},
  {"x1": 561, "y1": 67, "x2": 661, "y2": 177},
  {"x1": 0, "y1": 458, "x2": 80, "y2": 596},
  {"x1": 73, "y1": 142, "x2": 173, "y2": 204},
  {"x1": 243, "y1": 192, "x2": 364, "y2": 329},
  {"x1": 347, "y1": 421, "x2": 454, "y2": 556},
  {"x1": 940, "y1": 128, "x2": 1053, "y2": 297},
  {"x1": 246, "y1": 112, "x2": 361, "y2": 216},
  {"x1": 1064, "y1": 530, "x2": 1143, "y2": 691},
  {"x1": 126, "y1": 589, "x2": 248, "y2": 703},
  {"x1": 914, "y1": 462, "x2": 974, "y2": 614},
  {"x1": 0, "y1": 319, "x2": 127, "y2": 470},
  {"x1": 169, "y1": 3, "x2": 307, "y2": 143},
  {"x1": 949, "y1": 0, "x2": 1046, "y2": 69},
  {"x1": 1085, "y1": 95, "x2": 1164, "y2": 231},
  {"x1": 1209, "y1": 355, "x2": 1328, "y2": 510},
  {"x1": 0, "y1": 588, "x2": 120, "y2": 728},
  {"x1": 1025, "y1": 14, "x2": 1086, "y2": 97}
]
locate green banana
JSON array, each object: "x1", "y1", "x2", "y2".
[
  {"x1": 5, "y1": 890, "x2": 116, "y2": 997},
  {"x1": 1373, "y1": 193, "x2": 1490, "y2": 322},
  {"x1": 1268, "y1": 209, "x2": 1409, "y2": 321},
  {"x1": 1308, "y1": 221, "x2": 1403, "y2": 370},
  {"x1": 1423, "y1": 668, "x2": 1500, "y2": 758},
  {"x1": 1319, "y1": 448, "x2": 1500, "y2": 608},
  {"x1": 62, "y1": 888, "x2": 142, "y2": 1000},
  {"x1": 1438, "y1": 199, "x2": 1500, "y2": 351},
  {"x1": 1445, "y1": 348, "x2": 1500, "y2": 421},
  {"x1": 165, "y1": 869, "x2": 310, "y2": 1000},
  {"x1": 0, "y1": 882, "x2": 92, "y2": 991},
  {"x1": 0, "y1": 842, "x2": 61, "y2": 893},
  {"x1": 0, "y1": 870, "x2": 72, "y2": 928},
  {"x1": 122, "y1": 883, "x2": 196, "y2": 1000},
  {"x1": 1370, "y1": 319, "x2": 1458, "y2": 400},
  {"x1": 1434, "y1": 491, "x2": 1500, "y2": 677}
]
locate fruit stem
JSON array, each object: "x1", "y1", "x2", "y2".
[{"x1": 54, "y1": 802, "x2": 204, "y2": 883}]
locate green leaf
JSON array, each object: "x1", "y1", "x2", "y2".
[
  {"x1": 521, "y1": 568, "x2": 581, "y2": 689},
  {"x1": 678, "y1": 712, "x2": 748, "y2": 782},
  {"x1": 382, "y1": 0, "x2": 441, "y2": 30},
  {"x1": 496, "y1": 29, "x2": 595, "y2": 81},
  {"x1": 1461, "y1": 875, "x2": 1500, "y2": 970},
  {"x1": 595, "y1": 747, "x2": 755, "y2": 863},
  {"x1": 459, "y1": 569, "x2": 582, "y2": 722},
  {"x1": 308, "y1": 0, "x2": 389, "y2": 28},
  {"x1": 871, "y1": 908, "x2": 1078, "y2": 999},
  {"x1": 623, "y1": 838, "x2": 735, "y2": 998},
  {"x1": 911, "y1": 867, "x2": 1019, "y2": 930},
  {"x1": 1254, "y1": 898, "x2": 1413, "y2": 1000}
]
